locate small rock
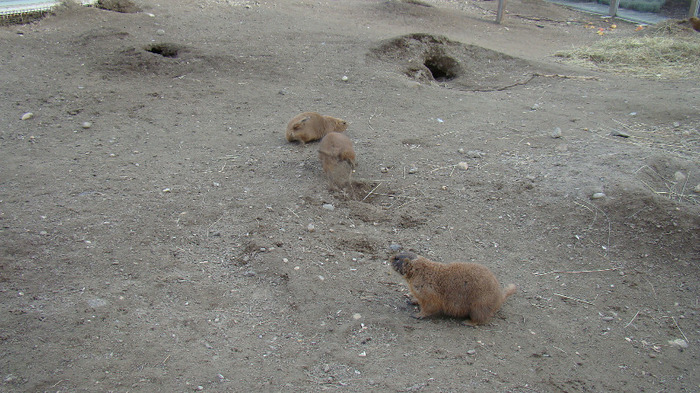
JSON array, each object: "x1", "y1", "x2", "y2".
[
  {"x1": 668, "y1": 338, "x2": 688, "y2": 349},
  {"x1": 352, "y1": 313, "x2": 362, "y2": 320},
  {"x1": 466, "y1": 150, "x2": 484, "y2": 158},
  {"x1": 21, "y1": 112, "x2": 33, "y2": 120},
  {"x1": 457, "y1": 162, "x2": 469, "y2": 170},
  {"x1": 673, "y1": 171, "x2": 686, "y2": 182},
  {"x1": 389, "y1": 244, "x2": 402, "y2": 252},
  {"x1": 341, "y1": 75, "x2": 349, "y2": 82},
  {"x1": 162, "y1": 188, "x2": 171, "y2": 193},
  {"x1": 156, "y1": 29, "x2": 165, "y2": 35},
  {"x1": 318, "y1": 275, "x2": 325, "y2": 281},
  {"x1": 629, "y1": 112, "x2": 637, "y2": 116},
  {"x1": 358, "y1": 351, "x2": 366, "y2": 357},
  {"x1": 673, "y1": 122, "x2": 681, "y2": 128},
  {"x1": 380, "y1": 167, "x2": 388, "y2": 173},
  {"x1": 551, "y1": 127, "x2": 562, "y2": 138},
  {"x1": 81, "y1": 121, "x2": 92, "y2": 129},
  {"x1": 531, "y1": 103, "x2": 540, "y2": 110},
  {"x1": 408, "y1": 167, "x2": 418, "y2": 174},
  {"x1": 611, "y1": 130, "x2": 630, "y2": 138},
  {"x1": 87, "y1": 298, "x2": 108, "y2": 308},
  {"x1": 591, "y1": 192, "x2": 606, "y2": 200},
  {"x1": 307, "y1": 223, "x2": 315, "y2": 232},
  {"x1": 458, "y1": 148, "x2": 465, "y2": 154},
  {"x1": 694, "y1": 184, "x2": 700, "y2": 194},
  {"x1": 466, "y1": 349, "x2": 476, "y2": 355},
  {"x1": 602, "y1": 316, "x2": 614, "y2": 321},
  {"x1": 322, "y1": 204, "x2": 335, "y2": 211},
  {"x1": 243, "y1": 271, "x2": 257, "y2": 277}
]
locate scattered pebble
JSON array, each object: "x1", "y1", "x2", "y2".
[
  {"x1": 531, "y1": 103, "x2": 541, "y2": 111},
  {"x1": 465, "y1": 150, "x2": 484, "y2": 158},
  {"x1": 156, "y1": 29, "x2": 166, "y2": 35},
  {"x1": 457, "y1": 162, "x2": 469, "y2": 170},
  {"x1": 81, "y1": 121, "x2": 92, "y2": 129},
  {"x1": 629, "y1": 112, "x2": 637, "y2": 116},
  {"x1": 673, "y1": 171, "x2": 686, "y2": 182},
  {"x1": 352, "y1": 313, "x2": 362, "y2": 320},
  {"x1": 318, "y1": 275, "x2": 325, "y2": 281},
  {"x1": 466, "y1": 349, "x2": 476, "y2": 355},
  {"x1": 458, "y1": 148, "x2": 465, "y2": 154},
  {"x1": 551, "y1": 127, "x2": 562, "y2": 138},
  {"x1": 673, "y1": 122, "x2": 681, "y2": 128},
  {"x1": 21, "y1": 112, "x2": 33, "y2": 120},
  {"x1": 341, "y1": 75, "x2": 349, "y2": 82},
  {"x1": 610, "y1": 130, "x2": 630, "y2": 138},
  {"x1": 694, "y1": 184, "x2": 700, "y2": 194},
  {"x1": 87, "y1": 298, "x2": 108, "y2": 308},
  {"x1": 162, "y1": 188, "x2": 171, "y2": 193},
  {"x1": 389, "y1": 244, "x2": 402, "y2": 252},
  {"x1": 601, "y1": 316, "x2": 614, "y2": 322},
  {"x1": 408, "y1": 167, "x2": 418, "y2": 174},
  {"x1": 322, "y1": 203, "x2": 335, "y2": 211},
  {"x1": 307, "y1": 223, "x2": 315, "y2": 232},
  {"x1": 591, "y1": 192, "x2": 606, "y2": 200},
  {"x1": 380, "y1": 167, "x2": 388, "y2": 173},
  {"x1": 242, "y1": 271, "x2": 257, "y2": 277},
  {"x1": 668, "y1": 338, "x2": 688, "y2": 349},
  {"x1": 358, "y1": 351, "x2": 367, "y2": 357}
]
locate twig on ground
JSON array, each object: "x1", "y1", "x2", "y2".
[
  {"x1": 553, "y1": 293, "x2": 595, "y2": 305},
  {"x1": 670, "y1": 316, "x2": 689, "y2": 344},
  {"x1": 362, "y1": 183, "x2": 382, "y2": 202},
  {"x1": 625, "y1": 310, "x2": 641, "y2": 328},
  {"x1": 534, "y1": 267, "x2": 618, "y2": 276}
]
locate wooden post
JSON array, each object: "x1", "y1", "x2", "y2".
[
  {"x1": 689, "y1": 0, "x2": 699, "y2": 17},
  {"x1": 496, "y1": 0, "x2": 507, "y2": 24},
  {"x1": 608, "y1": 0, "x2": 620, "y2": 17}
]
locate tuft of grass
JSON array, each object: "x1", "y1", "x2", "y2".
[{"x1": 556, "y1": 36, "x2": 700, "y2": 78}]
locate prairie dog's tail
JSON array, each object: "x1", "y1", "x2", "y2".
[{"x1": 503, "y1": 284, "x2": 517, "y2": 300}]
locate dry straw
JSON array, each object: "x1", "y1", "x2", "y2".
[{"x1": 556, "y1": 35, "x2": 700, "y2": 78}]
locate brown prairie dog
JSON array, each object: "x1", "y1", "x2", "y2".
[
  {"x1": 318, "y1": 132, "x2": 356, "y2": 186},
  {"x1": 690, "y1": 17, "x2": 700, "y2": 32},
  {"x1": 390, "y1": 252, "x2": 516, "y2": 325},
  {"x1": 286, "y1": 112, "x2": 348, "y2": 144}
]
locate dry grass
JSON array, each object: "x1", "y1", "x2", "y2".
[{"x1": 556, "y1": 36, "x2": 700, "y2": 78}]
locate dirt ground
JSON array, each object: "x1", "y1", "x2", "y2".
[{"x1": 1, "y1": 0, "x2": 699, "y2": 391}]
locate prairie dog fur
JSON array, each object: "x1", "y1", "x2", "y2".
[
  {"x1": 286, "y1": 112, "x2": 348, "y2": 144},
  {"x1": 318, "y1": 132, "x2": 356, "y2": 186},
  {"x1": 390, "y1": 252, "x2": 516, "y2": 325}
]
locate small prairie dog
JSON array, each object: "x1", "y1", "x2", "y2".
[
  {"x1": 690, "y1": 17, "x2": 700, "y2": 32},
  {"x1": 318, "y1": 132, "x2": 356, "y2": 174},
  {"x1": 390, "y1": 252, "x2": 516, "y2": 325},
  {"x1": 286, "y1": 112, "x2": 348, "y2": 144}
]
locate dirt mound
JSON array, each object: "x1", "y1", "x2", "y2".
[{"x1": 369, "y1": 33, "x2": 539, "y2": 91}]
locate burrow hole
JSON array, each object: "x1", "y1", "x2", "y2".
[
  {"x1": 424, "y1": 55, "x2": 460, "y2": 82},
  {"x1": 145, "y1": 43, "x2": 180, "y2": 58}
]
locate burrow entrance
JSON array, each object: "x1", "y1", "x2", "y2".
[
  {"x1": 369, "y1": 33, "x2": 539, "y2": 91},
  {"x1": 145, "y1": 43, "x2": 181, "y2": 58}
]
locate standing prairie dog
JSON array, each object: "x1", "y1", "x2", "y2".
[
  {"x1": 318, "y1": 132, "x2": 356, "y2": 186},
  {"x1": 286, "y1": 112, "x2": 348, "y2": 144},
  {"x1": 390, "y1": 252, "x2": 516, "y2": 325}
]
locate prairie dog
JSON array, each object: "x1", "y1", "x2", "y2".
[
  {"x1": 286, "y1": 112, "x2": 348, "y2": 144},
  {"x1": 318, "y1": 132, "x2": 356, "y2": 176},
  {"x1": 691, "y1": 17, "x2": 700, "y2": 32},
  {"x1": 390, "y1": 252, "x2": 516, "y2": 325}
]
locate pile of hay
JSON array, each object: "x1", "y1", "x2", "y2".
[{"x1": 556, "y1": 27, "x2": 700, "y2": 78}]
